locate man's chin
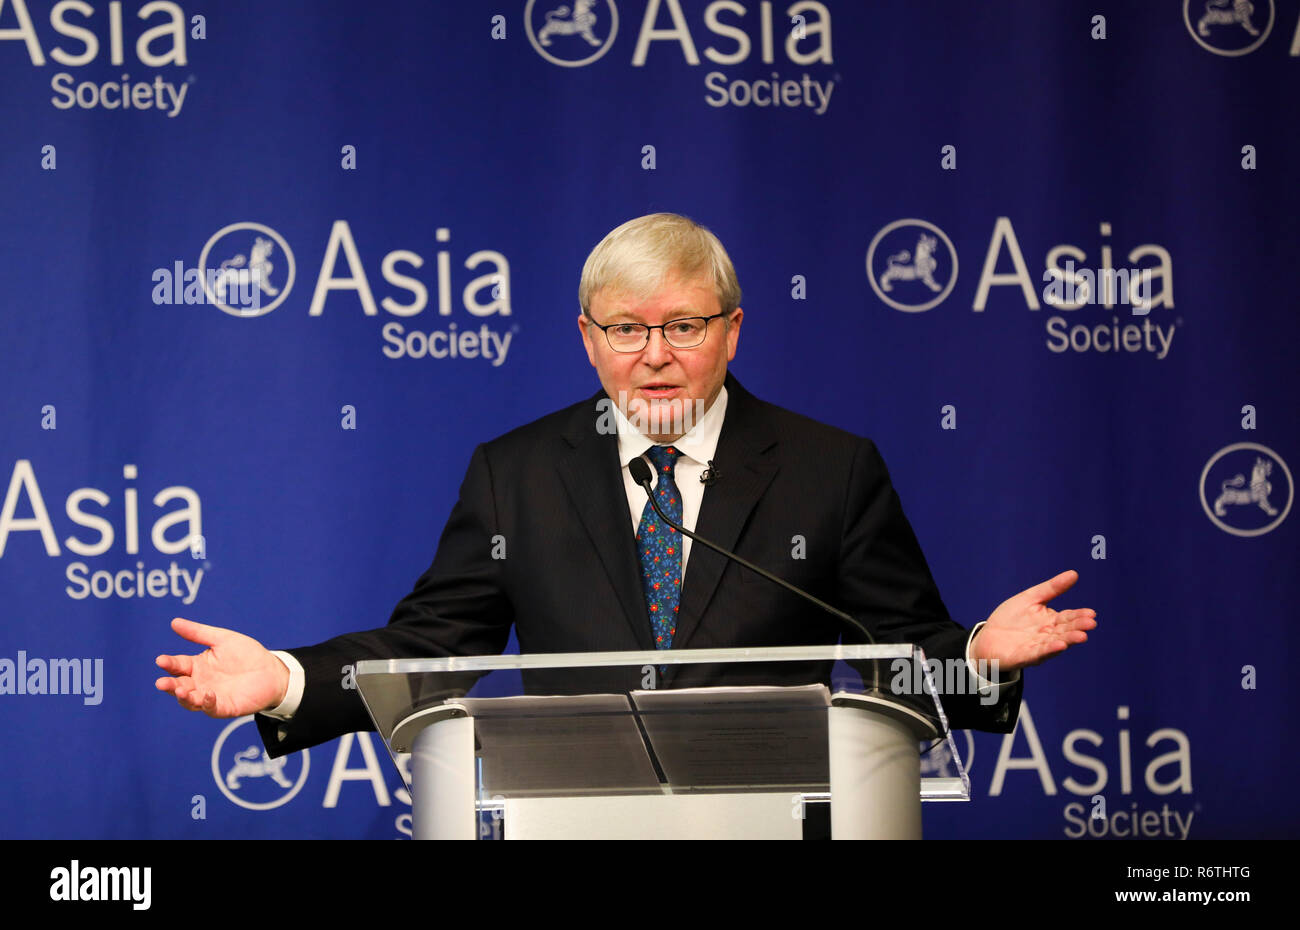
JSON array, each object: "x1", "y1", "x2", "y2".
[{"x1": 617, "y1": 392, "x2": 706, "y2": 439}]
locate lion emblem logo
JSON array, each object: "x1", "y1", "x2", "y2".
[
  {"x1": 1200, "y1": 443, "x2": 1292, "y2": 537},
  {"x1": 225, "y1": 745, "x2": 294, "y2": 790},
  {"x1": 879, "y1": 234, "x2": 944, "y2": 293},
  {"x1": 1183, "y1": 0, "x2": 1273, "y2": 56},
  {"x1": 1213, "y1": 457, "x2": 1280, "y2": 517},
  {"x1": 525, "y1": 0, "x2": 617, "y2": 67},
  {"x1": 211, "y1": 716, "x2": 310, "y2": 810},
  {"x1": 1196, "y1": 0, "x2": 1262, "y2": 37},
  {"x1": 866, "y1": 219, "x2": 959, "y2": 313},
  {"x1": 537, "y1": 1, "x2": 602, "y2": 47},
  {"x1": 198, "y1": 222, "x2": 297, "y2": 318},
  {"x1": 212, "y1": 236, "x2": 280, "y2": 309}
]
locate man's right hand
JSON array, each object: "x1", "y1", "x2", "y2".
[{"x1": 155, "y1": 618, "x2": 289, "y2": 718}]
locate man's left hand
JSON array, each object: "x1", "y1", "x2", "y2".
[{"x1": 971, "y1": 569, "x2": 1097, "y2": 673}]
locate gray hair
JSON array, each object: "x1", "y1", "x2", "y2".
[{"x1": 578, "y1": 213, "x2": 742, "y2": 318}]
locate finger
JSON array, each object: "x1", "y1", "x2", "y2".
[
  {"x1": 170, "y1": 617, "x2": 228, "y2": 649},
  {"x1": 1046, "y1": 609, "x2": 1096, "y2": 630},
  {"x1": 1065, "y1": 611, "x2": 1097, "y2": 630},
  {"x1": 182, "y1": 687, "x2": 209, "y2": 712},
  {"x1": 173, "y1": 685, "x2": 202, "y2": 711},
  {"x1": 155, "y1": 676, "x2": 180, "y2": 694},
  {"x1": 1020, "y1": 570, "x2": 1079, "y2": 606},
  {"x1": 156, "y1": 653, "x2": 193, "y2": 676},
  {"x1": 1028, "y1": 630, "x2": 1090, "y2": 664}
]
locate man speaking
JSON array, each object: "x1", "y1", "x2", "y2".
[{"x1": 156, "y1": 213, "x2": 1096, "y2": 758}]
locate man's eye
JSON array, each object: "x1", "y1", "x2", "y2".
[
  {"x1": 668, "y1": 321, "x2": 702, "y2": 335},
  {"x1": 611, "y1": 325, "x2": 642, "y2": 337}
]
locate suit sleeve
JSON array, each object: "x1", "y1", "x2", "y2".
[
  {"x1": 255, "y1": 443, "x2": 515, "y2": 757},
  {"x1": 836, "y1": 437, "x2": 1021, "y2": 733}
]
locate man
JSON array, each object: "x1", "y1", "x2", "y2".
[{"x1": 157, "y1": 213, "x2": 1096, "y2": 758}]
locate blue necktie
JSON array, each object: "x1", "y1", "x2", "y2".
[{"x1": 636, "y1": 445, "x2": 684, "y2": 654}]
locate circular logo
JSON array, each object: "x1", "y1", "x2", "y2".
[
  {"x1": 525, "y1": 0, "x2": 618, "y2": 67},
  {"x1": 198, "y1": 222, "x2": 296, "y2": 318},
  {"x1": 1199, "y1": 442, "x2": 1292, "y2": 536},
  {"x1": 211, "y1": 716, "x2": 310, "y2": 810},
  {"x1": 866, "y1": 219, "x2": 959, "y2": 313},
  {"x1": 1183, "y1": 0, "x2": 1274, "y2": 57}
]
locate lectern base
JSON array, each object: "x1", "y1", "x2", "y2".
[{"x1": 505, "y1": 793, "x2": 804, "y2": 840}]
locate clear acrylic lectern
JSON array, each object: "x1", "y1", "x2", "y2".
[{"x1": 354, "y1": 644, "x2": 969, "y2": 839}]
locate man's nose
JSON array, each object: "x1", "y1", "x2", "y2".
[{"x1": 640, "y1": 327, "x2": 672, "y2": 365}]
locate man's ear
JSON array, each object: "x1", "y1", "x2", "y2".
[
  {"x1": 725, "y1": 307, "x2": 742, "y2": 361},
  {"x1": 578, "y1": 313, "x2": 597, "y2": 368}
]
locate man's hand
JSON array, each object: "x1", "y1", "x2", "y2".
[
  {"x1": 155, "y1": 618, "x2": 289, "y2": 718},
  {"x1": 971, "y1": 570, "x2": 1097, "y2": 673}
]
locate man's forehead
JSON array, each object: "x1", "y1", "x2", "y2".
[{"x1": 592, "y1": 279, "x2": 718, "y2": 319}]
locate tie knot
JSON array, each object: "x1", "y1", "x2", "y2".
[{"x1": 645, "y1": 444, "x2": 682, "y2": 475}]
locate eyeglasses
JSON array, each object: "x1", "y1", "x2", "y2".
[{"x1": 587, "y1": 312, "x2": 731, "y2": 352}]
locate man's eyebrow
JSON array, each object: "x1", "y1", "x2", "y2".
[{"x1": 605, "y1": 307, "x2": 702, "y2": 321}]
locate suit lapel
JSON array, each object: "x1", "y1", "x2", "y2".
[
  {"x1": 556, "y1": 391, "x2": 656, "y2": 650},
  {"x1": 671, "y1": 375, "x2": 779, "y2": 650}
]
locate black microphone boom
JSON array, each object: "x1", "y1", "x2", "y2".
[{"x1": 629, "y1": 456, "x2": 875, "y2": 648}]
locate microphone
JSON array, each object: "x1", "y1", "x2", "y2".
[
  {"x1": 699, "y1": 460, "x2": 721, "y2": 486},
  {"x1": 629, "y1": 457, "x2": 883, "y2": 655},
  {"x1": 631, "y1": 457, "x2": 979, "y2": 750}
]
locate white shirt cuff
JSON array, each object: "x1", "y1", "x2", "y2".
[
  {"x1": 261, "y1": 650, "x2": 305, "y2": 720},
  {"x1": 965, "y1": 622, "x2": 1021, "y2": 690}
]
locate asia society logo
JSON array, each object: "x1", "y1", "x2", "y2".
[
  {"x1": 866, "y1": 216, "x2": 1178, "y2": 359},
  {"x1": 1183, "y1": 0, "x2": 1274, "y2": 56},
  {"x1": 198, "y1": 222, "x2": 296, "y2": 318},
  {"x1": 525, "y1": 0, "x2": 619, "y2": 67},
  {"x1": 865, "y1": 219, "x2": 958, "y2": 313},
  {"x1": 525, "y1": 1, "x2": 837, "y2": 114},
  {"x1": 1, "y1": 0, "x2": 197, "y2": 116},
  {"x1": 179, "y1": 220, "x2": 517, "y2": 364},
  {"x1": 212, "y1": 716, "x2": 310, "y2": 810},
  {"x1": 1200, "y1": 442, "x2": 1292, "y2": 536}
]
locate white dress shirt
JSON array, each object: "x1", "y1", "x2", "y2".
[{"x1": 616, "y1": 385, "x2": 728, "y2": 578}]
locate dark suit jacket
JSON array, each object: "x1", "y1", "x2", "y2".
[{"x1": 256, "y1": 373, "x2": 1021, "y2": 757}]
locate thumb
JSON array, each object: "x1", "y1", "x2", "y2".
[
  {"x1": 170, "y1": 617, "x2": 231, "y2": 649},
  {"x1": 1020, "y1": 569, "x2": 1079, "y2": 605}
]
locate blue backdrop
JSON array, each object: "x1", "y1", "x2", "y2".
[{"x1": 0, "y1": 0, "x2": 1295, "y2": 839}]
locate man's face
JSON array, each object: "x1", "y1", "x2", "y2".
[{"x1": 579, "y1": 272, "x2": 742, "y2": 441}]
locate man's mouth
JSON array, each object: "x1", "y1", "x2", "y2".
[{"x1": 638, "y1": 384, "x2": 681, "y2": 398}]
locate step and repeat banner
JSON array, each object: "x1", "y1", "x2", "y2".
[{"x1": 0, "y1": 0, "x2": 1295, "y2": 840}]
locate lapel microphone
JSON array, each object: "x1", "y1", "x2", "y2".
[{"x1": 699, "y1": 459, "x2": 721, "y2": 486}]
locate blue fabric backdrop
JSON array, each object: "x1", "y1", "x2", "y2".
[{"x1": 0, "y1": 0, "x2": 1295, "y2": 839}]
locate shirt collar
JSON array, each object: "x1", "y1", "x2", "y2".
[{"x1": 614, "y1": 385, "x2": 729, "y2": 468}]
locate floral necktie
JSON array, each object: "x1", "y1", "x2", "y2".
[{"x1": 636, "y1": 445, "x2": 684, "y2": 653}]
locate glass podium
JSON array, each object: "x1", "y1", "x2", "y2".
[{"x1": 355, "y1": 644, "x2": 970, "y2": 839}]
